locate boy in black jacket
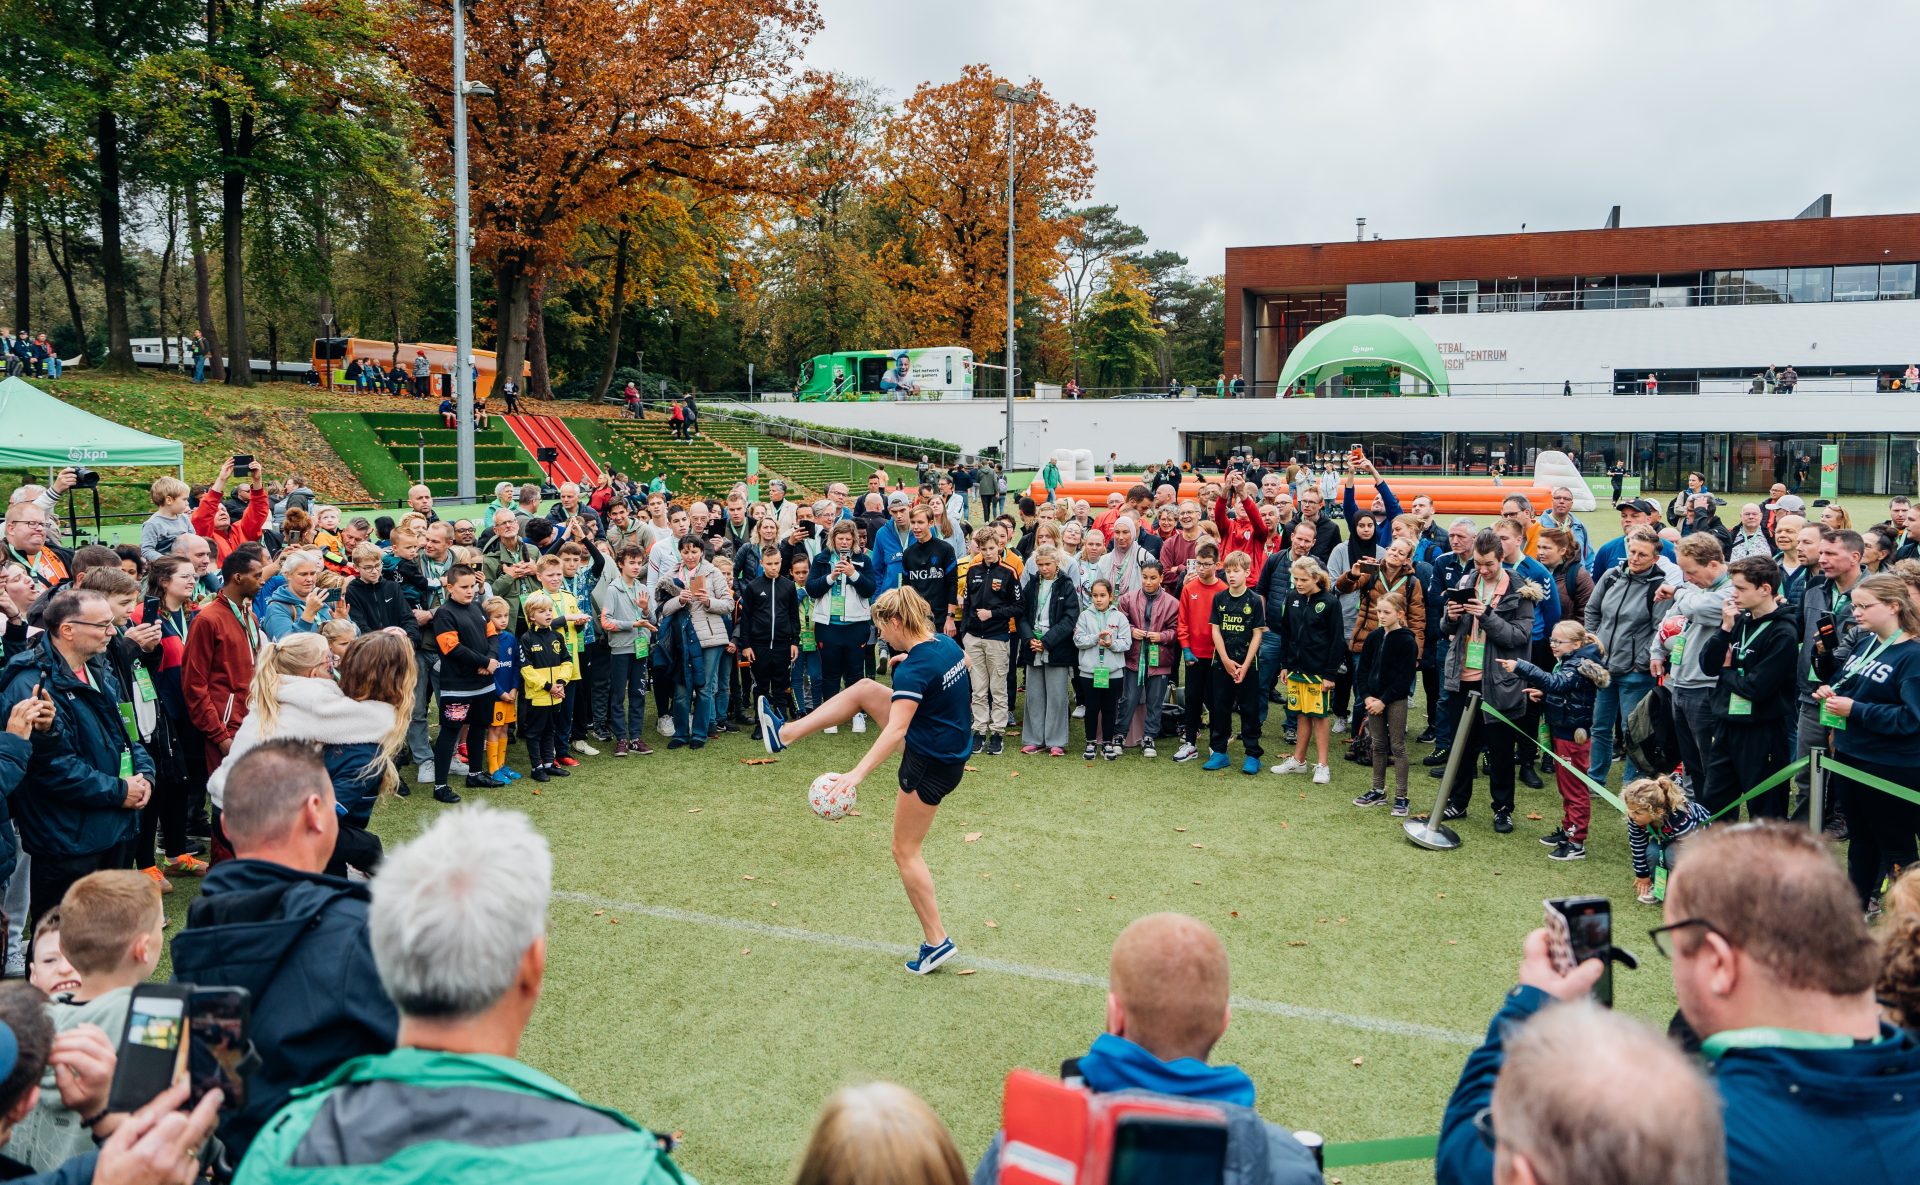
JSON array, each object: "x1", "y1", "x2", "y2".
[
  {"x1": 345, "y1": 543, "x2": 421, "y2": 645},
  {"x1": 1698, "y1": 555, "x2": 1799, "y2": 819},
  {"x1": 735, "y1": 545, "x2": 800, "y2": 729},
  {"x1": 427, "y1": 564, "x2": 499, "y2": 803},
  {"x1": 960, "y1": 536, "x2": 1022, "y2": 753}
]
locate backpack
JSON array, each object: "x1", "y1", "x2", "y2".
[{"x1": 1624, "y1": 681, "x2": 1678, "y2": 777}]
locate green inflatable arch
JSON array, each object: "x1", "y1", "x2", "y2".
[{"x1": 1276, "y1": 314, "x2": 1449, "y2": 397}]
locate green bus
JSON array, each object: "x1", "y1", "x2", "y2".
[{"x1": 794, "y1": 347, "x2": 974, "y2": 400}]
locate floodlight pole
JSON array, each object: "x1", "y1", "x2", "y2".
[
  {"x1": 451, "y1": 0, "x2": 480, "y2": 504},
  {"x1": 995, "y1": 83, "x2": 1037, "y2": 472}
]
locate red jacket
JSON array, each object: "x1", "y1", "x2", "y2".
[
  {"x1": 182, "y1": 592, "x2": 260, "y2": 767},
  {"x1": 191, "y1": 486, "x2": 268, "y2": 562},
  {"x1": 1177, "y1": 577, "x2": 1226, "y2": 660},
  {"x1": 1211, "y1": 495, "x2": 1268, "y2": 565}
]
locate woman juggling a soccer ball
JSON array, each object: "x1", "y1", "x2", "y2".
[{"x1": 757, "y1": 586, "x2": 973, "y2": 975}]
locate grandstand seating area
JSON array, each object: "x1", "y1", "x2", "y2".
[{"x1": 356, "y1": 413, "x2": 543, "y2": 498}]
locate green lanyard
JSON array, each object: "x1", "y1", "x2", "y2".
[
  {"x1": 1837, "y1": 631, "x2": 1905, "y2": 689},
  {"x1": 226, "y1": 596, "x2": 259, "y2": 652},
  {"x1": 1733, "y1": 619, "x2": 1772, "y2": 660}
]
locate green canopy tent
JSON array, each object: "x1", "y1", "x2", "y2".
[
  {"x1": 0, "y1": 376, "x2": 184, "y2": 473},
  {"x1": 1275, "y1": 314, "x2": 1449, "y2": 397}
]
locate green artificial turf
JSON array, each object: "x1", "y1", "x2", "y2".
[{"x1": 158, "y1": 695, "x2": 1674, "y2": 1185}]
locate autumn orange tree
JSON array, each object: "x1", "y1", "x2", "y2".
[
  {"x1": 875, "y1": 64, "x2": 1095, "y2": 379},
  {"x1": 386, "y1": 0, "x2": 842, "y2": 396}
]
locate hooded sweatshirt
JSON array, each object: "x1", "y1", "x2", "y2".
[
  {"x1": 968, "y1": 1034, "x2": 1322, "y2": 1185},
  {"x1": 171, "y1": 859, "x2": 398, "y2": 1163},
  {"x1": 1697, "y1": 604, "x2": 1800, "y2": 723},
  {"x1": 206, "y1": 675, "x2": 398, "y2": 818}
]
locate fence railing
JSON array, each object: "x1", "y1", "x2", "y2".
[
  {"x1": 694, "y1": 406, "x2": 971, "y2": 469},
  {"x1": 648, "y1": 378, "x2": 1917, "y2": 402}
]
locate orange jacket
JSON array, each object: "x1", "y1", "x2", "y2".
[{"x1": 190, "y1": 486, "x2": 269, "y2": 562}]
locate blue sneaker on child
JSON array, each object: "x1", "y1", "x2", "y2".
[
  {"x1": 756, "y1": 696, "x2": 787, "y2": 755},
  {"x1": 905, "y1": 936, "x2": 956, "y2": 975},
  {"x1": 496, "y1": 767, "x2": 521, "y2": 782},
  {"x1": 1202, "y1": 751, "x2": 1230, "y2": 771},
  {"x1": 1241, "y1": 756, "x2": 1260, "y2": 776}
]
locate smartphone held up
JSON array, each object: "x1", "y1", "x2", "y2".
[{"x1": 108, "y1": 984, "x2": 255, "y2": 1115}]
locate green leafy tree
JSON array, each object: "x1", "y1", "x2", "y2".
[{"x1": 1081, "y1": 260, "x2": 1159, "y2": 390}]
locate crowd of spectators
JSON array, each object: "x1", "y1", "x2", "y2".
[{"x1": 0, "y1": 441, "x2": 1916, "y2": 1183}]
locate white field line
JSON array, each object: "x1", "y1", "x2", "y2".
[{"x1": 552, "y1": 889, "x2": 1478, "y2": 1046}]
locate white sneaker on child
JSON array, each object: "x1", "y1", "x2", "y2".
[{"x1": 1312, "y1": 764, "x2": 1332, "y2": 784}]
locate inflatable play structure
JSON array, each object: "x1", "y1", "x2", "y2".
[{"x1": 1029, "y1": 450, "x2": 1598, "y2": 516}]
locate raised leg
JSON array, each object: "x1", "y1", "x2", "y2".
[{"x1": 778, "y1": 677, "x2": 893, "y2": 746}]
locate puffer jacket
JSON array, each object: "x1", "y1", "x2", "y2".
[
  {"x1": 1439, "y1": 570, "x2": 1540, "y2": 713},
  {"x1": 0, "y1": 634, "x2": 151, "y2": 862},
  {"x1": 1509, "y1": 643, "x2": 1610, "y2": 740},
  {"x1": 206, "y1": 675, "x2": 398, "y2": 821},
  {"x1": 1583, "y1": 560, "x2": 1669, "y2": 677}
]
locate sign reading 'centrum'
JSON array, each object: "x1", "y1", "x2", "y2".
[{"x1": 1433, "y1": 342, "x2": 1509, "y2": 370}]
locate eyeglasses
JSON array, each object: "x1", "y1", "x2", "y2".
[
  {"x1": 1647, "y1": 917, "x2": 1722, "y2": 959},
  {"x1": 67, "y1": 619, "x2": 116, "y2": 631},
  {"x1": 1472, "y1": 1106, "x2": 1498, "y2": 1151}
]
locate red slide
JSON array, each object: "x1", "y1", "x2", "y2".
[{"x1": 504, "y1": 415, "x2": 601, "y2": 486}]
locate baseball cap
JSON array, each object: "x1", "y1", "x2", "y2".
[
  {"x1": 886, "y1": 492, "x2": 911, "y2": 509},
  {"x1": 1766, "y1": 493, "x2": 1806, "y2": 513},
  {"x1": 1615, "y1": 497, "x2": 1658, "y2": 516}
]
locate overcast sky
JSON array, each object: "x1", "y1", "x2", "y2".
[{"x1": 808, "y1": 0, "x2": 1920, "y2": 275}]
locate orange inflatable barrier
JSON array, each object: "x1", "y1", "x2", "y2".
[{"x1": 1028, "y1": 478, "x2": 1553, "y2": 515}]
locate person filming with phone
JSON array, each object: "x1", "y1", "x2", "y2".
[
  {"x1": 967, "y1": 913, "x2": 1322, "y2": 1185},
  {"x1": 1437, "y1": 822, "x2": 1920, "y2": 1185}
]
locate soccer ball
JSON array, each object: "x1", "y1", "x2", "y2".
[{"x1": 808, "y1": 773, "x2": 856, "y2": 821}]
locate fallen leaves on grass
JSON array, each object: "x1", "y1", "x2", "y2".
[
  {"x1": 609, "y1": 917, "x2": 619, "y2": 925},
  {"x1": 687, "y1": 808, "x2": 703, "y2": 814},
  {"x1": 1008, "y1": 771, "x2": 1020, "y2": 778},
  {"x1": 984, "y1": 920, "x2": 999, "y2": 929},
  {"x1": 1351, "y1": 1057, "x2": 1365, "y2": 1068},
  {"x1": 964, "y1": 832, "x2": 983, "y2": 843},
  {"x1": 1447, "y1": 940, "x2": 1458, "y2": 945},
  {"x1": 1287, "y1": 940, "x2": 1308, "y2": 947},
  {"x1": 530, "y1": 788, "x2": 541, "y2": 795},
  {"x1": 1437, "y1": 892, "x2": 1448, "y2": 898},
  {"x1": 965, "y1": 765, "x2": 982, "y2": 773},
  {"x1": 742, "y1": 875, "x2": 756, "y2": 881},
  {"x1": 741, "y1": 948, "x2": 750, "y2": 955},
  {"x1": 592, "y1": 910, "x2": 605, "y2": 917},
  {"x1": 1230, "y1": 911, "x2": 1239, "y2": 918},
  {"x1": 740, "y1": 757, "x2": 777, "y2": 766},
  {"x1": 1526, "y1": 811, "x2": 1543, "y2": 820},
  {"x1": 1190, "y1": 842, "x2": 1205, "y2": 849},
  {"x1": 1174, "y1": 826, "x2": 1188, "y2": 832},
  {"x1": 957, "y1": 968, "x2": 977, "y2": 976}
]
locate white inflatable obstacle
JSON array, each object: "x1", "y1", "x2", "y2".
[{"x1": 1531, "y1": 450, "x2": 1596, "y2": 511}]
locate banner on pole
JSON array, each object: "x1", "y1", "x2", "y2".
[
  {"x1": 746, "y1": 446, "x2": 760, "y2": 500},
  {"x1": 1819, "y1": 444, "x2": 1840, "y2": 500}
]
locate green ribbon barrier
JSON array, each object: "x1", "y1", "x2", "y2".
[
  {"x1": 1705, "y1": 758, "x2": 1808, "y2": 821},
  {"x1": 1322, "y1": 1133, "x2": 1439, "y2": 1168},
  {"x1": 1478, "y1": 702, "x2": 1627, "y2": 815},
  {"x1": 1819, "y1": 756, "x2": 1920, "y2": 809}
]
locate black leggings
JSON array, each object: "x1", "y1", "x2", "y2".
[
  {"x1": 1076, "y1": 676, "x2": 1120, "y2": 744},
  {"x1": 1835, "y1": 755, "x2": 1920, "y2": 907},
  {"x1": 432, "y1": 693, "x2": 495, "y2": 782}
]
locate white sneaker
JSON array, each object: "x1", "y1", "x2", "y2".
[
  {"x1": 1270, "y1": 757, "x2": 1310, "y2": 776},
  {"x1": 825, "y1": 725, "x2": 839, "y2": 734},
  {"x1": 1330, "y1": 717, "x2": 1347, "y2": 735},
  {"x1": 1312, "y1": 763, "x2": 1332, "y2": 784},
  {"x1": 572, "y1": 739, "x2": 600, "y2": 756},
  {"x1": 1072, "y1": 705, "x2": 1087, "y2": 719},
  {"x1": 417, "y1": 761, "x2": 435, "y2": 785},
  {"x1": 448, "y1": 758, "x2": 470, "y2": 777},
  {"x1": 852, "y1": 713, "x2": 867, "y2": 734},
  {"x1": 658, "y1": 716, "x2": 677, "y2": 738},
  {"x1": 1173, "y1": 742, "x2": 1199, "y2": 762}
]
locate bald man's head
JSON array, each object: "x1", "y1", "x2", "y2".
[{"x1": 1106, "y1": 913, "x2": 1230, "y2": 1061}]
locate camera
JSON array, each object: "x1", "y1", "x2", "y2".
[
  {"x1": 71, "y1": 467, "x2": 99, "y2": 490},
  {"x1": 536, "y1": 447, "x2": 560, "y2": 462}
]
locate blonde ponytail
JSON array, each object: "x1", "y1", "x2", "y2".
[{"x1": 248, "y1": 634, "x2": 332, "y2": 737}]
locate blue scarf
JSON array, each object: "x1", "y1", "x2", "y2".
[{"x1": 1077, "y1": 1033, "x2": 1256, "y2": 1107}]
